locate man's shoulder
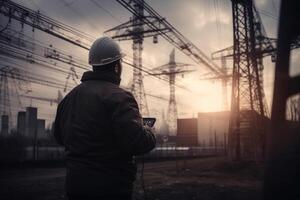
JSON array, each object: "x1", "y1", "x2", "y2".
[{"x1": 108, "y1": 87, "x2": 135, "y2": 100}]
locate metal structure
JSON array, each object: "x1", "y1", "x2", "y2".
[
  {"x1": 0, "y1": 30, "x2": 171, "y2": 106},
  {"x1": 0, "y1": 0, "x2": 191, "y2": 102},
  {"x1": 105, "y1": 0, "x2": 170, "y2": 116},
  {"x1": 0, "y1": 27, "x2": 90, "y2": 93},
  {"x1": 150, "y1": 49, "x2": 193, "y2": 135},
  {"x1": 211, "y1": 2, "x2": 300, "y2": 113},
  {"x1": 228, "y1": 0, "x2": 271, "y2": 161},
  {"x1": 0, "y1": 29, "x2": 89, "y2": 70},
  {"x1": 209, "y1": 0, "x2": 279, "y2": 161},
  {"x1": 114, "y1": 0, "x2": 223, "y2": 75},
  {"x1": 0, "y1": 0, "x2": 94, "y2": 50},
  {"x1": 210, "y1": 0, "x2": 300, "y2": 161},
  {"x1": 107, "y1": 0, "x2": 230, "y2": 115},
  {"x1": 264, "y1": 1, "x2": 300, "y2": 198}
]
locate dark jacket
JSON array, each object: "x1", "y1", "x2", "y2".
[{"x1": 54, "y1": 70, "x2": 156, "y2": 196}]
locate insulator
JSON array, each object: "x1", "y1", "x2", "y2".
[
  {"x1": 153, "y1": 35, "x2": 158, "y2": 44},
  {"x1": 271, "y1": 54, "x2": 276, "y2": 62}
]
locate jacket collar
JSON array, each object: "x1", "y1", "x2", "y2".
[{"x1": 81, "y1": 71, "x2": 121, "y2": 85}]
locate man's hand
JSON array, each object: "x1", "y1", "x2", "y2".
[{"x1": 144, "y1": 124, "x2": 155, "y2": 133}]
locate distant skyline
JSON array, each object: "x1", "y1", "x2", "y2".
[{"x1": 1, "y1": 0, "x2": 299, "y2": 128}]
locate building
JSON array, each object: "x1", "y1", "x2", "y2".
[
  {"x1": 197, "y1": 111, "x2": 230, "y2": 147},
  {"x1": 176, "y1": 118, "x2": 198, "y2": 146},
  {"x1": 17, "y1": 111, "x2": 26, "y2": 135},
  {"x1": 25, "y1": 107, "x2": 38, "y2": 138},
  {"x1": 1, "y1": 115, "x2": 9, "y2": 135},
  {"x1": 37, "y1": 119, "x2": 46, "y2": 139}
]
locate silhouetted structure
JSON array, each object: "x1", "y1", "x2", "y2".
[
  {"x1": 150, "y1": 50, "x2": 193, "y2": 135},
  {"x1": 25, "y1": 107, "x2": 37, "y2": 138},
  {"x1": 37, "y1": 119, "x2": 46, "y2": 139},
  {"x1": 1, "y1": 115, "x2": 9, "y2": 135},
  {"x1": 198, "y1": 111, "x2": 230, "y2": 147},
  {"x1": 17, "y1": 111, "x2": 26, "y2": 135},
  {"x1": 264, "y1": 1, "x2": 300, "y2": 199},
  {"x1": 177, "y1": 118, "x2": 198, "y2": 146}
]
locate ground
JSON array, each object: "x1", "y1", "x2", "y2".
[{"x1": 0, "y1": 157, "x2": 263, "y2": 200}]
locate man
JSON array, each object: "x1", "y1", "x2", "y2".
[{"x1": 54, "y1": 37, "x2": 156, "y2": 200}]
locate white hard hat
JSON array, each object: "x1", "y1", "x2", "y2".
[{"x1": 88, "y1": 37, "x2": 125, "y2": 66}]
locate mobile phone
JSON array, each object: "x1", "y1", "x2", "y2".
[{"x1": 142, "y1": 117, "x2": 156, "y2": 127}]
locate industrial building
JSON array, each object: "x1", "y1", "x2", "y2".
[
  {"x1": 1, "y1": 115, "x2": 9, "y2": 136},
  {"x1": 176, "y1": 118, "x2": 198, "y2": 146},
  {"x1": 25, "y1": 107, "x2": 38, "y2": 138},
  {"x1": 176, "y1": 112, "x2": 230, "y2": 148},
  {"x1": 37, "y1": 119, "x2": 46, "y2": 139},
  {"x1": 17, "y1": 111, "x2": 26, "y2": 135},
  {"x1": 197, "y1": 111, "x2": 230, "y2": 147}
]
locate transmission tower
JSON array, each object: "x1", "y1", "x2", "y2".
[
  {"x1": 208, "y1": 0, "x2": 277, "y2": 160},
  {"x1": 105, "y1": 0, "x2": 169, "y2": 116},
  {"x1": 208, "y1": 0, "x2": 300, "y2": 161},
  {"x1": 228, "y1": 0, "x2": 270, "y2": 161},
  {"x1": 150, "y1": 49, "x2": 193, "y2": 135}
]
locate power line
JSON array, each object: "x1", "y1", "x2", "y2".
[
  {"x1": 89, "y1": 0, "x2": 123, "y2": 23},
  {"x1": 257, "y1": 8, "x2": 278, "y2": 21},
  {"x1": 60, "y1": 0, "x2": 102, "y2": 32},
  {"x1": 88, "y1": 0, "x2": 190, "y2": 71},
  {"x1": 0, "y1": 0, "x2": 197, "y2": 99}
]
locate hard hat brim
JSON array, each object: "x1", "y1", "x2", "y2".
[{"x1": 90, "y1": 53, "x2": 126, "y2": 67}]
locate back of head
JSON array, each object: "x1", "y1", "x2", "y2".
[
  {"x1": 89, "y1": 37, "x2": 124, "y2": 67},
  {"x1": 92, "y1": 60, "x2": 119, "y2": 72}
]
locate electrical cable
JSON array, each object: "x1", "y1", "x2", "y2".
[
  {"x1": 60, "y1": 0, "x2": 102, "y2": 32},
  {"x1": 257, "y1": 8, "x2": 278, "y2": 21},
  {"x1": 89, "y1": 0, "x2": 123, "y2": 23},
  {"x1": 1, "y1": 1, "x2": 193, "y2": 93}
]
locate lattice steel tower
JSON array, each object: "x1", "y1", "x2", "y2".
[
  {"x1": 168, "y1": 50, "x2": 177, "y2": 135},
  {"x1": 131, "y1": 1, "x2": 147, "y2": 115},
  {"x1": 105, "y1": 0, "x2": 168, "y2": 116},
  {"x1": 229, "y1": 0, "x2": 269, "y2": 161},
  {"x1": 151, "y1": 49, "x2": 193, "y2": 135}
]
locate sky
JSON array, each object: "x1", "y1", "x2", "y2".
[{"x1": 1, "y1": 0, "x2": 299, "y2": 129}]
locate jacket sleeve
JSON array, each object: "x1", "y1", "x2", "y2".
[
  {"x1": 53, "y1": 100, "x2": 64, "y2": 146},
  {"x1": 107, "y1": 91, "x2": 156, "y2": 156}
]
